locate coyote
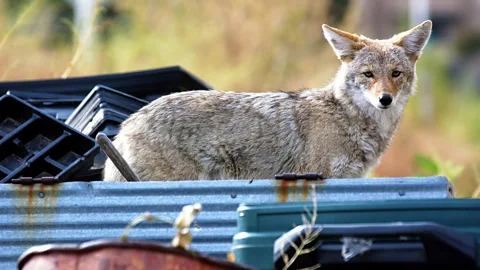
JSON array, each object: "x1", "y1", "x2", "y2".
[{"x1": 103, "y1": 20, "x2": 433, "y2": 182}]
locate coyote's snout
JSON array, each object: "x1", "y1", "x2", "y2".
[
  {"x1": 103, "y1": 20, "x2": 433, "y2": 182},
  {"x1": 365, "y1": 76, "x2": 397, "y2": 109}
]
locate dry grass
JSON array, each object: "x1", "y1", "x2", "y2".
[{"x1": 61, "y1": 0, "x2": 104, "y2": 79}]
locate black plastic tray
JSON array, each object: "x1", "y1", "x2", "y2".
[
  {"x1": 81, "y1": 108, "x2": 127, "y2": 138},
  {"x1": 0, "y1": 94, "x2": 99, "y2": 183},
  {"x1": 0, "y1": 66, "x2": 212, "y2": 121},
  {"x1": 274, "y1": 222, "x2": 478, "y2": 269},
  {"x1": 65, "y1": 85, "x2": 149, "y2": 137},
  {"x1": 65, "y1": 85, "x2": 149, "y2": 170}
]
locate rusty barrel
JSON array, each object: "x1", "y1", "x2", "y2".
[{"x1": 17, "y1": 239, "x2": 253, "y2": 270}]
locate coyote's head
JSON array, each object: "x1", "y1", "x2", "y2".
[{"x1": 323, "y1": 21, "x2": 432, "y2": 110}]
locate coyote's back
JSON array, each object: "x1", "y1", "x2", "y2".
[{"x1": 103, "y1": 20, "x2": 432, "y2": 182}]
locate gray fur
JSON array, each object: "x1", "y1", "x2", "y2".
[{"x1": 103, "y1": 20, "x2": 432, "y2": 182}]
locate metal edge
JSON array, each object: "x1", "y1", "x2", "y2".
[{"x1": 17, "y1": 239, "x2": 253, "y2": 270}]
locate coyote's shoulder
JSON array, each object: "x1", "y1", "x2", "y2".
[{"x1": 103, "y1": 20, "x2": 432, "y2": 182}]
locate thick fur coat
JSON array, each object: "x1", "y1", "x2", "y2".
[{"x1": 103, "y1": 21, "x2": 433, "y2": 181}]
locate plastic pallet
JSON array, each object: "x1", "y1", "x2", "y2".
[
  {"x1": 65, "y1": 85, "x2": 149, "y2": 138},
  {"x1": 0, "y1": 94, "x2": 99, "y2": 183},
  {"x1": 0, "y1": 66, "x2": 213, "y2": 121}
]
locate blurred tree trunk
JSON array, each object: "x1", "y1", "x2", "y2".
[{"x1": 409, "y1": 0, "x2": 434, "y2": 124}]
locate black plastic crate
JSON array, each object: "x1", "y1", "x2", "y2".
[
  {"x1": 0, "y1": 94, "x2": 99, "y2": 183},
  {"x1": 65, "y1": 85, "x2": 149, "y2": 138},
  {"x1": 80, "y1": 108, "x2": 125, "y2": 138},
  {"x1": 0, "y1": 66, "x2": 213, "y2": 121},
  {"x1": 65, "y1": 85, "x2": 149, "y2": 169},
  {"x1": 274, "y1": 222, "x2": 479, "y2": 269}
]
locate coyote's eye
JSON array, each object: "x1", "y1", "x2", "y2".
[
  {"x1": 392, "y1": 70, "x2": 402, "y2": 77},
  {"x1": 363, "y1": 71, "x2": 373, "y2": 78}
]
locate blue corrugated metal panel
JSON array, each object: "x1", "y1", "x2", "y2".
[{"x1": 0, "y1": 176, "x2": 452, "y2": 269}]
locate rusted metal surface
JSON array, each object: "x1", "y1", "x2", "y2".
[
  {"x1": 275, "y1": 179, "x2": 322, "y2": 202},
  {"x1": 13, "y1": 184, "x2": 59, "y2": 244},
  {"x1": 18, "y1": 239, "x2": 252, "y2": 270},
  {"x1": 0, "y1": 176, "x2": 454, "y2": 269},
  {"x1": 274, "y1": 173, "x2": 325, "y2": 202}
]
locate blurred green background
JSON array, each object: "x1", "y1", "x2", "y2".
[{"x1": 0, "y1": 0, "x2": 479, "y2": 196}]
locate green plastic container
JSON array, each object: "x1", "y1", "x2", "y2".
[{"x1": 232, "y1": 199, "x2": 480, "y2": 270}]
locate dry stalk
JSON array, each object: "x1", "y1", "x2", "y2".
[
  {"x1": 171, "y1": 203, "x2": 203, "y2": 250},
  {"x1": 0, "y1": 0, "x2": 41, "y2": 53},
  {"x1": 1, "y1": 60, "x2": 19, "y2": 80},
  {"x1": 61, "y1": 0, "x2": 103, "y2": 79},
  {"x1": 120, "y1": 211, "x2": 174, "y2": 242},
  {"x1": 0, "y1": 0, "x2": 41, "y2": 80},
  {"x1": 279, "y1": 183, "x2": 322, "y2": 270},
  {"x1": 471, "y1": 165, "x2": 480, "y2": 198},
  {"x1": 120, "y1": 203, "x2": 202, "y2": 251}
]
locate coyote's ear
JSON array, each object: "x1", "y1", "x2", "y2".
[
  {"x1": 392, "y1": 20, "x2": 432, "y2": 63},
  {"x1": 322, "y1": 24, "x2": 364, "y2": 62}
]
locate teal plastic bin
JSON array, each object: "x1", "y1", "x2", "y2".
[{"x1": 232, "y1": 199, "x2": 480, "y2": 270}]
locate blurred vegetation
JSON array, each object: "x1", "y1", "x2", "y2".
[
  {"x1": 414, "y1": 153, "x2": 464, "y2": 184},
  {"x1": 0, "y1": 0, "x2": 478, "y2": 197}
]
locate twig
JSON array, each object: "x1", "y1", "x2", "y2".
[
  {"x1": 120, "y1": 203, "x2": 202, "y2": 251},
  {"x1": 120, "y1": 211, "x2": 174, "y2": 242},
  {"x1": 96, "y1": 133, "x2": 140, "y2": 181},
  {"x1": 280, "y1": 184, "x2": 322, "y2": 270}
]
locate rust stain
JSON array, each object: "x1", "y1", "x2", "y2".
[
  {"x1": 43, "y1": 184, "x2": 59, "y2": 215},
  {"x1": 26, "y1": 185, "x2": 34, "y2": 216},
  {"x1": 26, "y1": 185, "x2": 36, "y2": 239},
  {"x1": 39, "y1": 184, "x2": 47, "y2": 217},
  {"x1": 14, "y1": 184, "x2": 37, "y2": 241},
  {"x1": 276, "y1": 180, "x2": 293, "y2": 203},
  {"x1": 42, "y1": 184, "x2": 59, "y2": 229},
  {"x1": 14, "y1": 183, "x2": 60, "y2": 244},
  {"x1": 302, "y1": 179, "x2": 326, "y2": 202},
  {"x1": 292, "y1": 180, "x2": 298, "y2": 200},
  {"x1": 302, "y1": 179, "x2": 309, "y2": 201}
]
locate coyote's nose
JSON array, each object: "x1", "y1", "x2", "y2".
[{"x1": 379, "y1": 94, "x2": 393, "y2": 106}]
